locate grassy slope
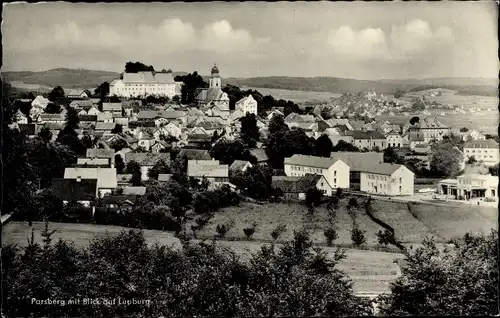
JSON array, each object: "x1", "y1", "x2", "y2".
[
  {"x1": 194, "y1": 199, "x2": 386, "y2": 246},
  {"x1": 2, "y1": 221, "x2": 404, "y2": 294}
]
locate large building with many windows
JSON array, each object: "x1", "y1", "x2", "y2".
[
  {"x1": 109, "y1": 69, "x2": 182, "y2": 98},
  {"x1": 463, "y1": 139, "x2": 499, "y2": 167}
]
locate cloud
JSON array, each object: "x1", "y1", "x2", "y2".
[
  {"x1": 328, "y1": 19, "x2": 454, "y2": 60},
  {"x1": 199, "y1": 20, "x2": 254, "y2": 52}
]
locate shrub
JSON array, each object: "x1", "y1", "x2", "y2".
[
  {"x1": 377, "y1": 229, "x2": 396, "y2": 246},
  {"x1": 336, "y1": 187, "x2": 343, "y2": 198},
  {"x1": 216, "y1": 220, "x2": 234, "y2": 239},
  {"x1": 324, "y1": 227, "x2": 338, "y2": 246},
  {"x1": 351, "y1": 226, "x2": 366, "y2": 246},
  {"x1": 348, "y1": 197, "x2": 358, "y2": 209},
  {"x1": 243, "y1": 221, "x2": 257, "y2": 240},
  {"x1": 305, "y1": 188, "x2": 323, "y2": 207},
  {"x1": 271, "y1": 224, "x2": 287, "y2": 241}
]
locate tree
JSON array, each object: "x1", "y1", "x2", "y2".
[
  {"x1": 216, "y1": 220, "x2": 234, "y2": 239},
  {"x1": 126, "y1": 160, "x2": 142, "y2": 186},
  {"x1": 94, "y1": 82, "x2": 110, "y2": 99},
  {"x1": 430, "y1": 143, "x2": 463, "y2": 177},
  {"x1": 315, "y1": 134, "x2": 333, "y2": 157},
  {"x1": 305, "y1": 188, "x2": 323, "y2": 208},
  {"x1": 172, "y1": 95, "x2": 181, "y2": 104},
  {"x1": 243, "y1": 222, "x2": 257, "y2": 240},
  {"x1": 147, "y1": 159, "x2": 170, "y2": 180},
  {"x1": 268, "y1": 113, "x2": 289, "y2": 136},
  {"x1": 377, "y1": 231, "x2": 498, "y2": 316},
  {"x1": 111, "y1": 124, "x2": 123, "y2": 134},
  {"x1": 466, "y1": 156, "x2": 477, "y2": 164},
  {"x1": 383, "y1": 147, "x2": 404, "y2": 164},
  {"x1": 324, "y1": 227, "x2": 338, "y2": 246},
  {"x1": 271, "y1": 224, "x2": 287, "y2": 241},
  {"x1": 377, "y1": 230, "x2": 396, "y2": 246},
  {"x1": 125, "y1": 61, "x2": 155, "y2": 73},
  {"x1": 38, "y1": 126, "x2": 53, "y2": 143},
  {"x1": 350, "y1": 225, "x2": 366, "y2": 246},
  {"x1": 320, "y1": 107, "x2": 333, "y2": 120},
  {"x1": 409, "y1": 116, "x2": 420, "y2": 126},
  {"x1": 209, "y1": 139, "x2": 253, "y2": 165},
  {"x1": 48, "y1": 86, "x2": 65, "y2": 101},
  {"x1": 114, "y1": 154, "x2": 125, "y2": 174},
  {"x1": 459, "y1": 127, "x2": 469, "y2": 133},
  {"x1": 331, "y1": 140, "x2": 360, "y2": 152},
  {"x1": 412, "y1": 99, "x2": 426, "y2": 111},
  {"x1": 393, "y1": 89, "x2": 406, "y2": 98},
  {"x1": 231, "y1": 164, "x2": 274, "y2": 201},
  {"x1": 488, "y1": 163, "x2": 499, "y2": 176},
  {"x1": 239, "y1": 113, "x2": 260, "y2": 148},
  {"x1": 177, "y1": 71, "x2": 208, "y2": 104},
  {"x1": 109, "y1": 138, "x2": 128, "y2": 152},
  {"x1": 44, "y1": 102, "x2": 61, "y2": 114}
]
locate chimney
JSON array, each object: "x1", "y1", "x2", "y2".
[{"x1": 76, "y1": 176, "x2": 82, "y2": 182}]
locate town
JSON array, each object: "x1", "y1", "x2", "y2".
[{"x1": 1, "y1": 2, "x2": 498, "y2": 317}]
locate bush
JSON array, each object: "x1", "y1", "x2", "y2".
[
  {"x1": 324, "y1": 227, "x2": 338, "y2": 246},
  {"x1": 243, "y1": 221, "x2": 257, "y2": 240},
  {"x1": 336, "y1": 187, "x2": 343, "y2": 198},
  {"x1": 216, "y1": 220, "x2": 234, "y2": 239},
  {"x1": 351, "y1": 226, "x2": 366, "y2": 246},
  {"x1": 271, "y1": 224, "x2": 287, "y2": 241},
  {"x1": 305, "y1": 188, "x2": 323, "y2": 207},
  {"x1": 377, "y1": 229, "x2": 396, "y2": 246},
  {"x1": 348, "y1": 197, "x2": 358, "y2": 209}
]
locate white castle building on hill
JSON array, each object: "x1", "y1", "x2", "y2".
[{"x1": 109, "y1": 69, "x2": 182, "y2": 98}]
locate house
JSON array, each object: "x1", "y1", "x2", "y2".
[
  {"x1": 195, "y1": 65, "x2": 230, "y2": 110},
  {"x1": 463, "y1": 139, "x2": 499, "y2": 167},
  {"x1": 124, "y1": 153, "x2": 171, "y2": 180},
  {"x1": 329, "y1": 152, "x2": 384, "y2": 184},
  {"x1": 272, "y1": 174, "x2": 330, "y2": 200},
  {"x1": 78, "y1": 115, "x2": 98, "y2": 125},
  {"x1": 402, "y1": 117, "x2": 450, "y2": 142},
  {"x1": 249, "y1": 148, "x2": 268, "y2": 163},
  {"x1": 359, "y1": 163, "x2": 414, "y2": 196},
  {"x1": 86, "y1": 148, "x2": 115, "y2": 166},
  {"x1": 66, "y1": 89, "x2": 90, "y2": 99},
  {"x1": 185, "y1": 134, "x2": 212, "y2": 149},
  {"x1": 350, "y1": 130, "x2": 387, "y2": 150},
  {"x1": 284, "y1": 154, "x2": 350, "y2": 192},
  {"x1": 77, "y1": 157, "x2": 111, "y2": 167},
  {"x1": 151, "y1": 140, "x2": 170, "y2": 154},
  {"x1": 457, "y1": 129, "x2": 486, "y2": 142},
  {"x1": 102, "y1": 103, "x2": 123, "y2": 115},
  {"x1": 230, "y1": 109, "x2": 246, "y2": 122},
  {"x1": 178, "y1": 149, "x2": 212, "y2": 161},
  {"x1": 158, "y1": 174, "x2": 173, "y2": 182},
  {"x1": 235, "y1": 95, "x2": 258, "y2": 115},
  {"x1": 438, "y1": 173, "x2": 498, "y2": 200},
  {"x1": 97, "y1": 112, "x2": 114, "y2": 123},
  {"x1": 162, "y1": 122, "x2": 182, "y2": 138},
  {"x1": 266, "y1": 109, "x2": 284, "y2": 121},
  {"x1": 230, "y1": 160, "x2": 252, "y2": 173},
  {"x1": 63, "y1": 167, "x2": 117, "y2": 197},
  {"x1": 137, "y1": 131, "x2": 156, "y2": 151},
  {"x1": 122, "y1": 186, "x2": 147, "y2": 196},
  {"x1": 39, "y1": 113, "x2": 65, "y2": 124},
  {"x1": 70, "y1": 99, "x2": 94, "y2": 110},
  {"x1": 187, "y1": 160, "x2": 230, "y2": 190},
  {"x1": 31, "y1": 96, "x2": 50, "y2": 109},
  {"x1": 51, "y1": 178, "x2": 98, "y2": 207},
  {"x1": 114, "y1": 116, "x2": 129, "y2": 127},
  {"x1": 99, "y1": 195, "x2": 136, "y2": 212},
  {"x1": 95, "y1": 122, "x2": 116, "y2": 134},
  {"x1": 324, "y1": 127, "x2": 354, "y2": 146},
  {"x1": 386, "y1": 131, "x2": 404, "y2": 148},
  {"x1": 117, "y1": 174, "x2": 133, "y2": 187},
  {"x1": 289, "y1": 122, "x2": 319, "y2": 137},
  {"x1": 205, "y1": 103, "x2": 231, "y2": 119},
  {"x1": 325, "y1": 118, "x2": 352, "y2": 130}
]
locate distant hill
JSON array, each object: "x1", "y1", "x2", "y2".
[{"x1": 2, "y1": 68, "x2": 497, "y2": 96}]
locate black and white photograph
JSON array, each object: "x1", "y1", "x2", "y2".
[{"x1": 1, "y1": 1, "x2": 498, "y2": 317}]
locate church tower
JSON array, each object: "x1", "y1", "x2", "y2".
[{"x1": 209, "y1": 64, "x2": 221, "y2": 88}]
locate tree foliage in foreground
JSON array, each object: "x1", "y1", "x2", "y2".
[
  {"x1": 2, "y1": 228, "x2": 370, "y2": 317},
  {"x1": 377, "y1": 230, "x2": 498, "y2": 316}
]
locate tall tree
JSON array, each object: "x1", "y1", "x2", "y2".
[
  {"x1": 111, "y1": 124, "x2": 123, "y2": 134},
  {"x1": 240, "y1": 113, "x2": 260, "y2": 148},
  {"x1": 94, "y1": 82, "x2": 110, "y2": 99},
  {"x1": 430, "y1": 143, "x2": 463, "y2": 177},
  {"x1": 383, "y1": 147, "x2": 404, "y2": 164},
  {"x1": 126, "y1": 160, "x2": 142, "y2": 186},
  {"x1": 315, "y1": 134, "x2": 333, "y2": 157},
  {"x1": 147, "y1": 159, "x2": 171, "y2": 180},
  {"x1": 44, "y1": 103, "x2": 62, "y2": 114},
  {"x1": 48, "y1": 86, "x2": 65, "y2": 101}
]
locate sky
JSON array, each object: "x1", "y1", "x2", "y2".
[{"x1": 2, "y1": 1, "x2": 498, "y2": 79}]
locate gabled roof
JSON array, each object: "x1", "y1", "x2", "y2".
[
  {"x1": 117, "y1": 174, "x2": 133, "y2": 183},
  {"x1": 70, "y1": 100, "x2": 94, "y2": 108},
  {"x1": 350, "y1": 130, "x2": 386, "y2": 140},
  {"x1": 329, "y1": 152, "x2": 383, "y2": 171},
  {"x1": 230, "y1": 160, "x2": 251, "y2": 171},
  {"x1": 284, "y1": 113, "x2": 316, "y2": 123},
  {"x1": 272, "y1": 174, "x2": 322, "y2": 193},
  {"x1": 158, "y1": 174, "x2": 172, "y2": 182},
  {"x1": 64, "y1": 167, "x2": 117, "y2": 189},
  {"x1": 179, "y1": 149, "x2": 212, "y2": 160},
  {"x1": 102, "y1": 103, "x2": 122, "y2": 111},
  {"x1": 187, "y1": 160, "x2": 228, "y2": 178},
  {"x1": 357, "y1": 163, "x2": 408, "y2": 176},
  {"x1": 122, "y1": 186, "x2": 147, "y2": 196},
  {"x1": 124, "y1": 153, "x2": 171, "y2": 166},
  {"x1": 40, "y1": 114, "x2": 65, "y2": 121},
  {"x1": 284, "y1": 154, "x2": 345, "y2": 169},
  {"x1": 97, "y1": 113, "x2": 113, "y2": 121},
  {"x1": 78, "y1": 115, "x2": 97, "y2": 122},
  {"x1": 66, "y1": 89, "x2": 87, "y2": 96},
  {"x1": 95, "y1": 122, "x2": 116, "y2": 131},
  {"x1": 51, "y1": 178, "x2": 98, "y2": 201},
  {"x1": 77, "y1": 157, "x2": 111, "y2": 166},
  {"x1": 464, "y1": 139, "x2": 499, "y2": 149},
  {"x1": 122, "y1": 72, "x2": 175, "y2": 84},
  {"x1": 100, "y1": 195, "x2": 137, "y2": 206},
  {"x1": 249, "y1": 148, "x2": 268, "y2": 162}
]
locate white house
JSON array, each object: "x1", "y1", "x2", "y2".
[
  {"x1": 284, "y1": 154, "x2": 350, "y2": 194},
  {"x1": 109, "y1": 70, "x2": 181, "y2": 99},
  {"x1": 187, "y1": 160, "x2": 230, "y2": 190},
  {"x1": 31, "y1": 96, "x2": 50, "y2": 109},
  {"x1": 359, "y1": 163, "x2": 414, "y2": 196},
  {"x1": 235, "y1": 95, "x2": 258, "y2": 115},
  {"x1": 386, "y1": 131, "x2": 405, "y2": 148},
  {"x1": 438, "y1": 173, "x2": 498, "y2": 200},
  {"x1": 272, "y1": 174, "x2": 331, "y2": 199},
  {"x1": 463, "y1": 139, "x2": 499, "y2": 167},
  {"x1": 63, "y1": 167, "x2": 117, "y2": 197}
]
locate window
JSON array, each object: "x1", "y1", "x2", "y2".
[
  {"x1": 321, "y1": 182, "x2": 324, "y2": 186},
  {"x1": 334, "y1": 178, "x2": 336, "y2": 184},
  {"x1": 399, "y1": 178, "x2": 402, "y2": 183},
  {"x1": 399, "y1": 186, "x2": 402, "y2": 193},
  {"x1": 334, "y1": 171, "x2": 337, "y2": 177}
]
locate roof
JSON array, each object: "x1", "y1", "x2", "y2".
[
  {"x1": 64, "y1": 167, "x2": 117, "y2": 189},
  {"x1": 187, "y1": 160, "x2": 228, "y2": 178},
  {"x1": 122, "y1": 72, "x2": 175, "y2": 84},
  {"x1": 325, "y1": 118, "x2": 350, "y2": 127},
  {"x1": 97, "y1": 113, "x2": 113, "y2": 121},
  {"x1": 100, "y1": 195, "x2": 137, "y2": 205},
  {"x1": 40, "y1": 114, "x2": 65, "y2": 121},
  {"x1": 78, "y1": 115, "x2": 97, "y2": 122},
  {"x1": 197, "y1": 87, "x2": 224, "y2": 103},
  {"x1": 289, "y1": 122, "x2": 317, "y2": 131},
  {"x1": 77, "y1": 157, "x2": 111, "y2": 166},
  {"x1": 284, "y1": 154, "x2": 344, "y2": 169},
  {"x1": 358, "y1": 163, "x2": 406, "y2": 176},
  {"x1": 249, "y1": 148, "x2": 268, "y2": 162},
  {"x1": 158, "y1": 174, "x2": 173, "y2": 182},
  {"x1": 197, "y1": 120, "x2": 223, "y2": 130},
  {"x1": 70, "y1": 100, "x2": 94, "y2": 108},
  {"x1": 464, "y1": 139, "x2": 499, "y2": 149},
  {"x1": 236, "y1": 95, "x2": 256, "y2": 105},
  {"x1": 102, "y1": 103, "x2": 122, "y2": 111},
  {"x1": 329, "y1": 152, "x2": 383, "y2": 171},
  {"x1": 408, "y1": 117, "x2": 448, "y2": 129},
  {"x1": 188, "y1": 134, "x2": 212, "y2": 141},
  {"x1": 117, "y1": 174, "x2": 133, "y2": 183},
  {"x1": 272, "y1": 174, "x2": 322, "y2": 193},
  {"x1": 66, "y1": 89, "x2": 87, "y2": 96},
  {"x1": 122, "y1": 186, "x2": 147, "y2": 196},
  {"x1": 95, "y1": 122, "x2": 116, "y2": 131},
  {"x1": 124, "y1": 153, "x2": 171, "y2": 166},
  {"x1": 51, "y1": 178, "x2": 98, "y2": 201},
  {"x1": 284, "y1": 113, "x2": 316, "y2": 123},
  {"x1": 350, "y1": 130, "x2": 386, "y2": 140},
  {"x1": 230, "y1": 160, "x2": 251, "y2": 171},
  {"x1": 179, "y1": 149, "x2": 212, "y2": 160}
]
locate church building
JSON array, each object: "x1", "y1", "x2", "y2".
[{"x1": 196, "y1": 64, "x2": 230, "y2": 117}]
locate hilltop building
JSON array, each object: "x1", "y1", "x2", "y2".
[
  {"x1": 109, "y1": 69, "x2": 182, "y2": 98},
  {"x1": 195, "y1": 64, "x2": 230, "y2": 110}
]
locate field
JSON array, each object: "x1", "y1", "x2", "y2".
[
  {"x1": 242, "y1": 86, "x2": 342, "y2": 103},
  {"x1": 2, "y1": 221, "x2": 404, "y2": 295},
  {"x1": 406, "y1": 202, "x2": 498, "y2": 241},
  {"x1": 194, "y1": 200, "x2": 386, "y2": 246}
]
